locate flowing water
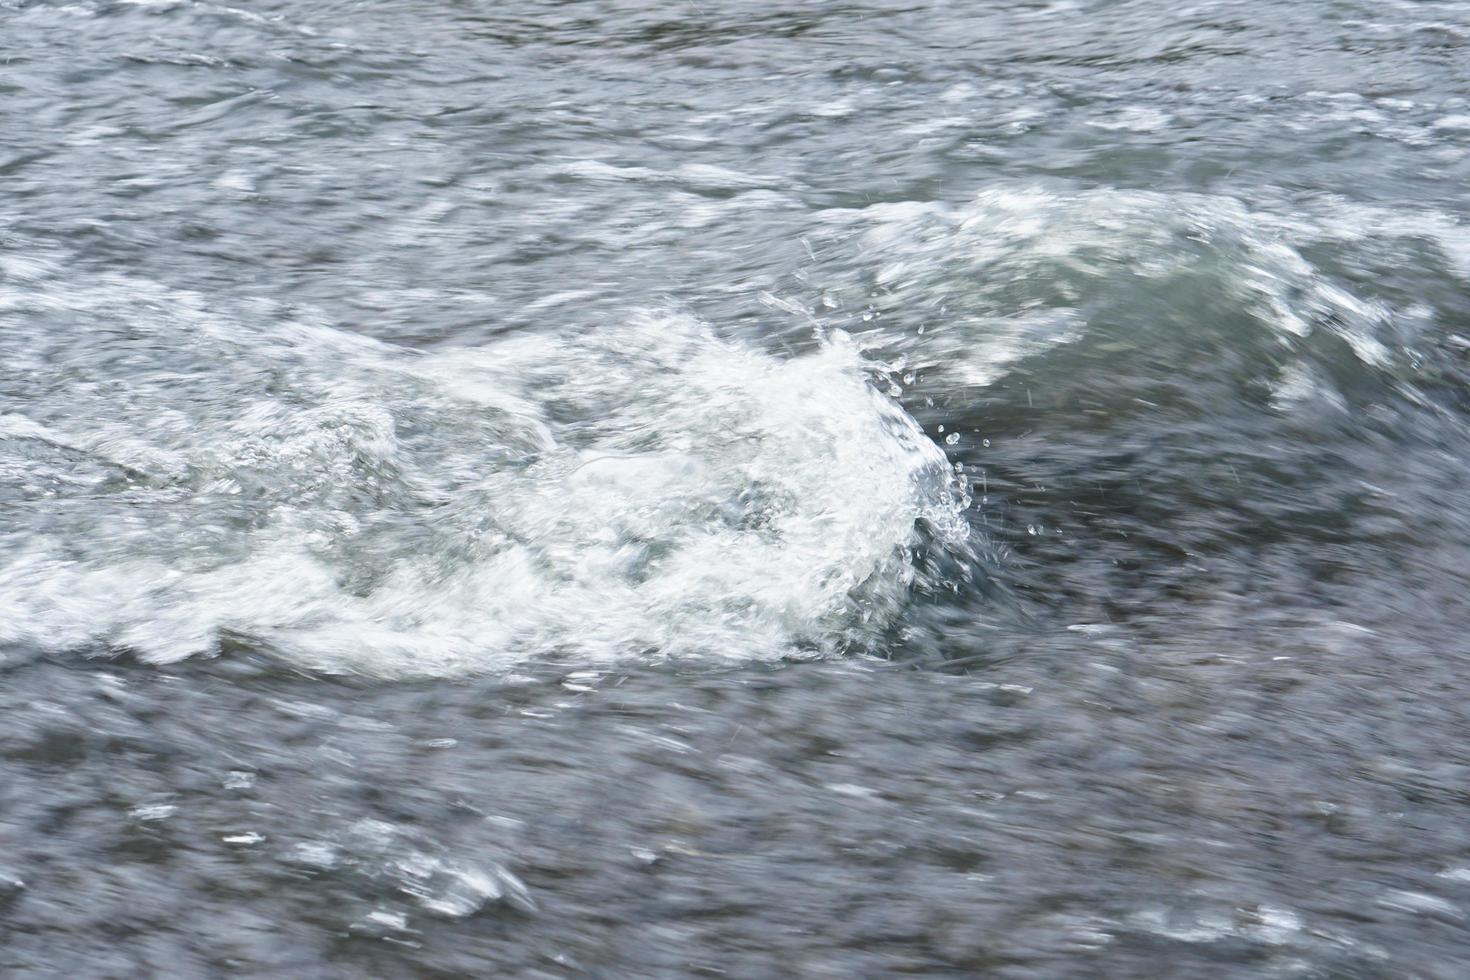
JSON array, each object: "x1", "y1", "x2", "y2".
[{"x1": 4, "y1": 0, "x2": 1470, "y2": 975}]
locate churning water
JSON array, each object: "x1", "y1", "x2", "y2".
[
  {"x1": 4, "y1": 0, "x2": 1470, "y2": 975},
  {"x1": 1, "y1": 283, "x2": 968, "y2": 672}
]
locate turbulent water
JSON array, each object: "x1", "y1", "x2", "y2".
[{"x1": 4, "y1": 0, "x2": 1470, "y2": 975}]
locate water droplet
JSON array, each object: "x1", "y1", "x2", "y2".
[
  {"x1": 945, "y1": 432, "x2": 960, "y2": 445},
  {"x1": 223, "y1": 770, "x2": 256, "y2": 790},
  {"x1": 982, "y1": 438, "x2": 991, "y2": 447},
  {"x1": 290, "y1": 842, "x2": 340, "y2": 869},
  {"x1": 360, "y1": 909, "x2": 409, "y2": 932},
  {"x1": 1028, "y1": 525, "x2": 1037, "y2": 535},
  {"x1": 129, "y1": 803, "x2": 177, "y2": 822}
]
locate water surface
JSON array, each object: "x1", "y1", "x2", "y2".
[{"x1": 4, "y1": 0, "x2": 1470, "y2": 975}]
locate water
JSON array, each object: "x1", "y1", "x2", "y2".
[{"x1": 3, "y1": 0, "x2": 1470, "y2": 975}]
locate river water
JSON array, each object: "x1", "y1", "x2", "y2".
[{"x1": 4, "y1": 0, "x2": 1470, "y2": 975}]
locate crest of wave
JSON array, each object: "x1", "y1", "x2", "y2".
[
  {"x1": 0, "y1": 289, "x2": 968, "y2": 675},
  {"x1": 808, "y1": 185, "x2": 1464, "y2": 390}
]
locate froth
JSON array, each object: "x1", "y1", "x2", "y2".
[{"x1": 0, "y1": 281, "x2": 968, "y2": 675}]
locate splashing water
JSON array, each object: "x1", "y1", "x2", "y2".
[{"x1": 0, "y1": 268, "x2": 968, "y2": 675}]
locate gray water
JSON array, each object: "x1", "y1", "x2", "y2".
[{"x1": 4, "y1": 0, "x2": 1470, "y2": 975}]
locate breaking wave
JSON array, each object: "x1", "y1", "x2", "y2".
[{"x1": 0, "y1": 267, "x2": 969, "y2": 675}]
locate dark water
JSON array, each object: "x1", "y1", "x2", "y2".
[{"x1": 5, "y1": 0, "x2": 1470, "y2": 975}]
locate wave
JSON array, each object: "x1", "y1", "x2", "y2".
[
  {"x1": 0, "y1": 269, "x2": 969, "y2": 675},
  {"x1": 800, "y1": 185, "x2": 1469, "y2": 405}
]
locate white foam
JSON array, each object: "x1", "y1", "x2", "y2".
[{"x1": 0, "y1": 277, "x2": 969, "y2": 676}]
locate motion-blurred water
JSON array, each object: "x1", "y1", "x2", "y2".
[{"x1": 4, "y1": 0, "x2": 1470, "y2": 975}]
